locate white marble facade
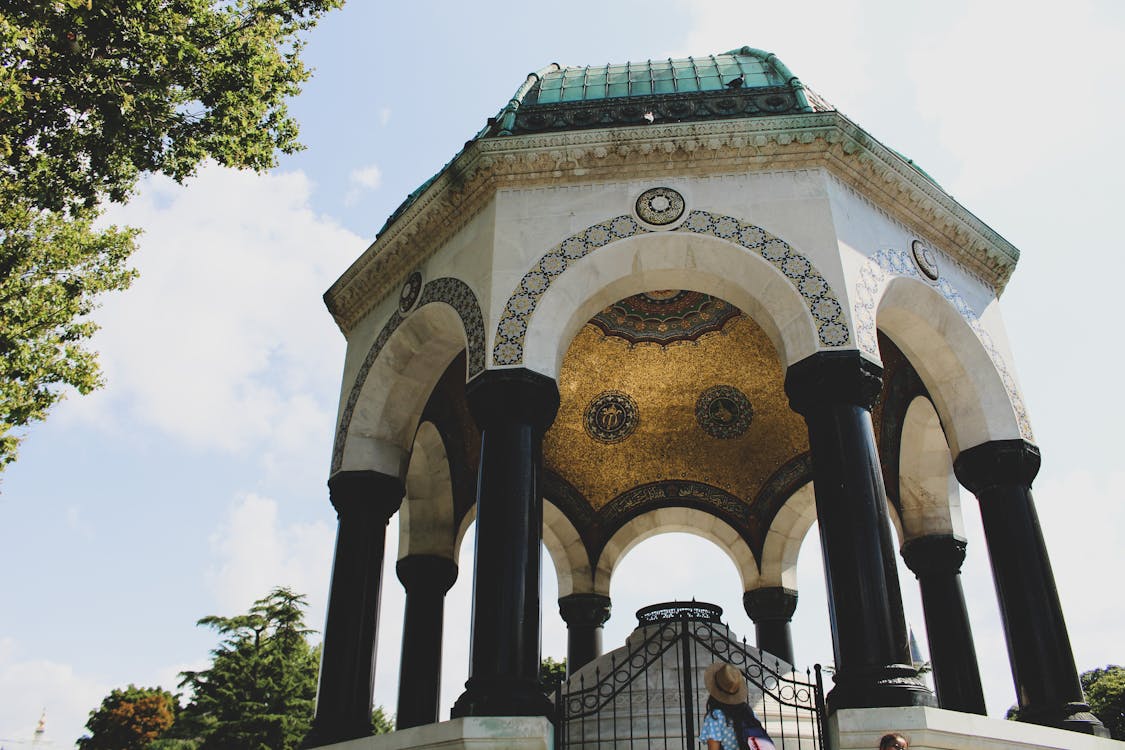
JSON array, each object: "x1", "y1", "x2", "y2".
[{"x1": 325, "y1": 114, "x2": 1029, "y2": 580}]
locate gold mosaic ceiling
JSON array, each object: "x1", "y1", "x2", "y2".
[{"x1": 543, "y1": 291, "x2": 809, "y2": 513}]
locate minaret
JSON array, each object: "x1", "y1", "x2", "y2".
[{"x1": 32, "y1": 710, "x2": 45, "y2": 745}]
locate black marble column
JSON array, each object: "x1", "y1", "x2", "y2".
[
  {"x1": 743, "y1": 587, "x2": 798, "y2": 665},
  {"x1": 900, "y1": 534, "x2": 986, "y2": 714},
  {"x1": 558, "y1": 593, "x2": 612, "y2": 675},
  {"x1": 954, "y1": 440, "x2": 1106, "y2": 736},
  {"x1": 451, "y1": 369, "x2": 559, "y2": 718},
  {"x1": 306, "y1": 470, "x2": 403, "y2": 747},
  {"x1": 395, "y1": 554, "x2": 458, "y2": 729},
  {"x1": 784, "y1": 351, "x2": 934, "y2": 712}
]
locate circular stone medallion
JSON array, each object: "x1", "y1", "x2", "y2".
[
  {"x1": 635, "y1": 187, "x2": 686, "y2": 226},
  {"x1": 695, "y1": 385, "x2": 753, "y2": 439},
  {"x1": 399, "y1": 271, "x2": 423, "y2": 313},
  {"x1": 911, "y1": 240, "x2": 940, "y2": 281},
  {"x1": 584, "y1": 391, "x2": 639, "y2": 444}
]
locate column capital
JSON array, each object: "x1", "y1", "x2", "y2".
[
  {"x1": 901, "y1": 534, "x2": 967, "y2": 578},
  {"x1": 558, "y1": 593, "x2": 612, "y2": 628},
  {"x1": 954, "y1": 439, "x2": 1041, "y2": 494},
  {"x1": 743, "y1": 587, "x2": 798, "y2": 622},
  {"x1": 467, "y1": 368, "x2": 559, "y2": 432},
  {"x1": 327, "y1": 470, "x2": 404, "y2": 521},
  {"x1": 396, "y1": 554, "x2": 458, "y2": 594},
  {"x1": 784, "y1": 350, "x2": 884, "y2": 415}
]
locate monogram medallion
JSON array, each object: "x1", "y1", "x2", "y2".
[
  {"x1": 696, "y1": 385, "x2": 753, "y2": 439},
  {"x1": 584, "y1": 391, "x2": 640, "y2": 444}
]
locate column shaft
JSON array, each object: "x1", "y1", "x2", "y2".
[
  {"x1": 451, "y1": 369, "x2": 559, "y2": 718},
  {"x1": 395, "y1": 554, "x2": 458, "y2": 729},
  {"x1": 306, "y1": 471, "x2": 402, "y2": 746},
  {"x1": 955, "y1": 440, "x2": 1105, "y2": 735},
  {"x1": 785, "y1": 352, "x2": 933, "y2": 712},
  {"x1": 900, "y1": 534, "x2": 986, "y2": 714}
]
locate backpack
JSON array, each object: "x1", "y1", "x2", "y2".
[{"x1": 741, "y1": 719, "x2": 775, "y2": 750}]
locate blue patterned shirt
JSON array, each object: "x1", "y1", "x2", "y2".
[
  {"x1": 699, "y1": 708, "x2": 740, "y2": 749},
  {"x1": 699, "y1": 708, "x2": 775, "y2": 750}
]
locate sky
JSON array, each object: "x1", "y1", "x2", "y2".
[{"x1": 2, "y1": 0, "x2": 1124, "y2": 746}]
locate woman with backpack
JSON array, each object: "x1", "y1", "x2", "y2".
[{"x1": 698, "y1": 661, "x2": 777, "y2": 750}]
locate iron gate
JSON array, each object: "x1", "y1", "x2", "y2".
[{"x1": 553, "y1": 602, "x2": 826, "y2": 750}]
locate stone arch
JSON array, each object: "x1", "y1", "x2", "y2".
[
  {"x1": 543, "y1": 501, "x2": 594, "y2": 598},
  {"x1": 399, "y1": 421, "x2": 457, "y2": 560},
  {"x1": 757, "y1": 479, "x2": 911, "y2": 593},
  {"x1": 855, "y1": 250, "x2": 1031, "y2": 453},
  {"x1": 594, "y1": 507, "x2": 759, "y2": 596},
  {"x1": 331, "y1": 277, "x2": 485, "y2": 475},
  {"x1": 492, "y1": 211, "x2": 850, "y2": 378},
  {"x1": 759, "y1": 482, "x2": 816, "y2": 591},
  {"x1": 448, "y1": 498, "x2": 591, "y2": 599},
  {"x1": 897, "y1": 396, "x2": 965, "y2": 543}
]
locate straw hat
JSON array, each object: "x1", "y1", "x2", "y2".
[{"x1": 704, "y1": 661, "x2": 748, "y2": 705}]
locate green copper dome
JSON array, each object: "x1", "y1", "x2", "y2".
[{"x1": 487, "y1": 46, "x2": 814, "y2": 136}]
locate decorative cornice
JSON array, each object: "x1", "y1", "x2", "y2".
[{"x1": 324, "y1": 112, "x2": 1019, "y2": 334}]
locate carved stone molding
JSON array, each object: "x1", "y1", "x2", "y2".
[{"x1": 324, "y1": 112, "x2": 1020, "y2": 334}]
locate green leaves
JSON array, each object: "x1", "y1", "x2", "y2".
[
  {"x1": 1082, "y1": 665, "x2": 1125, "y2": 740},
  {"x1": 175, "y1": 588, "x2": 320, "y2": 750},
  {"x1": 0, "y1": 198, "x2": 137, "y2": 468},
  {"x1": 78, "y1": 685, "x2": 177, "y2": 750},
  {"x1": 0, "y1": 0, "x2": 342, "y2": 467}
]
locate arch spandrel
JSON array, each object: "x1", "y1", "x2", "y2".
[
  {"x1": 331, "y1": 277, "x2": 486, "y2": 476},
  {"x1": 492, "y1": 210, "x2": 852, "y2": 380}
]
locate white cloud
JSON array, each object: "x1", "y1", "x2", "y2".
[
  {"x1": 69, "y1": 164, "x2": 361, "y2": 469},
  {"x1": 1032, "y1": 469, "x2": 1125, "y2": 674},
  {"x1": 907, "y1": 0, "x2": 1125, "y2": 198},
  {"x1": 674, "y1": 0, "x2": 874, "y2": 115},
  {"x1": 0, "y1": 639, "x2": 107, "y2": 749},
  {"x1": 206, "y1": 493, "x2": 336, "y2": 625},
  {"x1": 345, "y1": 163, "x2": 383, "y2": 206},
  {"x1": 379, "y1": 108, "x2": 392, "y2": 127}
]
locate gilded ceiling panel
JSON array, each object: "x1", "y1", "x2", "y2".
[{"x1": 544, "y1": 295, "x2": 809, "y2": 512}]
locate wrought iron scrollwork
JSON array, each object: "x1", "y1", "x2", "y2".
[{"x1": 555, "y1": 602, "x2": 825, "y2": 749}]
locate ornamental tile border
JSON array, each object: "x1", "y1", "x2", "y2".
[
  {"x1": 491, "y1": 209, "x2": 850, "y2": 366},
  {"x1": 854, "y1": 250, "x2": 1033, "y2": 441},
  {"x1": 330, "y1": 277, "x2": 486, "y2": 474}
]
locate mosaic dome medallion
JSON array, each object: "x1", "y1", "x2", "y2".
[
  {"x1": 584, "y1": 390, "x2": 640, "y2": 444},
  {"x1": 589, "y1": 290, "x2": 742, "y2": 346},
  {"x1": 696, "y1": 385, "x2": 754, "y2": 439}
]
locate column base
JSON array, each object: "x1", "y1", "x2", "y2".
[
  {"x1": 450, "y1": 677, "x2": 554, "y2": 719},
  {"x1": 301, "y1": 716, "x2": 372, "y2": 748},
  {"x1": 1019, "y1": 702, "x2": 1109, "y2": 738},
  {"x1": 827, "y1": 664, "x2": 936, "y2": 714}
]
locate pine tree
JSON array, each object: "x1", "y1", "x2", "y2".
[{"x1": 175, "y1": 588, "x2": 320, "y2": 750}]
